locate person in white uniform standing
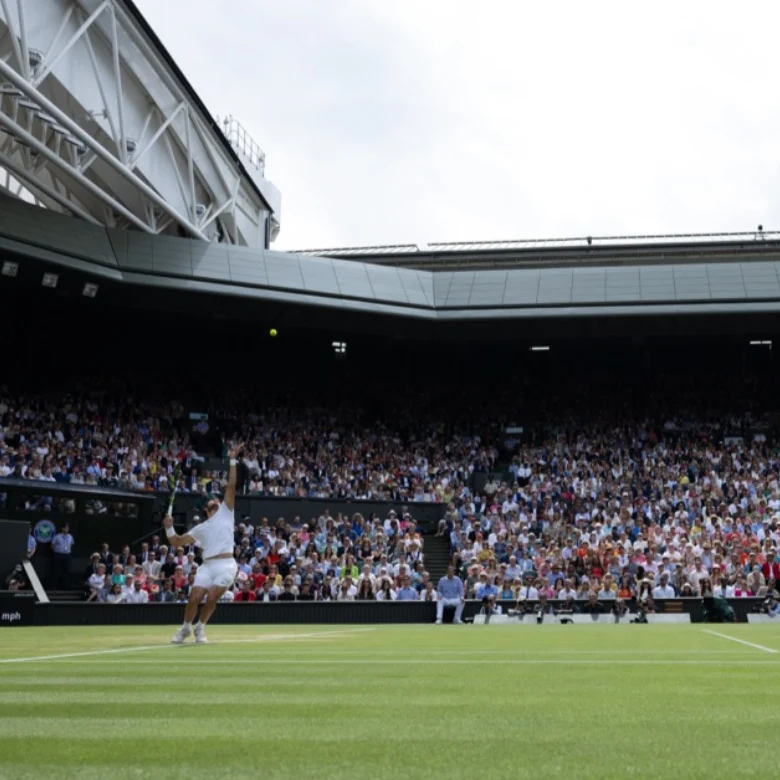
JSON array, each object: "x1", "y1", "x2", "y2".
[{"x1": 165, "y1": 443, "x2": 242, "y2": 644}]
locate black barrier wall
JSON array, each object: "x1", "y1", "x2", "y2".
[
  {"x1": 0, "y1": 520, "x2": 29, "y2": 582},
  {"x1": 0, "y1": 479, "x2": 447, "y2": 560},
  {"x1": 22, "y1": 598, "x2": 764, "y2": 626},
  {"x1": 0, "y1": 595, "x2": 35, "y2": 627},
  {"x1": 1, "y1": 479, "x2": 155, "y2": 553}
]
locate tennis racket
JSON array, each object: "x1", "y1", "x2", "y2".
[{"x1": 166, "y1": 462, "x2": 183, "y2": 517}]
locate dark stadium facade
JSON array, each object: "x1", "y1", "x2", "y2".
[{"x1": 4, "y1": 192, "x2": 780, "y2": 349}]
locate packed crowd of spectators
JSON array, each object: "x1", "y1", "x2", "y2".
[
  {"x1": 445, "y1": 422, "x2": 780, "y2": 613},
  {"x1": 77, "y1": 510, "x2": 436, "y2": 603},
  {"x1": 66, "y1": 410, "x2": 780, "y2": 609},
  {"x1": 0, "y1": 385, "x2": 497, "y2": 502},
  {"x1": 8, "y1": 372, "x2": 780, "y2": 609}
]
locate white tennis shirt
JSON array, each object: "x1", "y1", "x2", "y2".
[{"x1": 189, "y1": 502, "x2": 235, "y2": 559}]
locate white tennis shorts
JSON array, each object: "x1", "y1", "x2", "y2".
[{"x1": 193, "y1": 558, "x2": 238, "y2": 590}]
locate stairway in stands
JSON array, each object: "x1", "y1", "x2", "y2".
[{"x1": 424, "y1": 534, "x2": 452, "y2": 584}]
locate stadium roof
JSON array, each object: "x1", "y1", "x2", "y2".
[
  {"x1": 294, "y1": 230, "x2": 780, "y2": 271},
  {"x1": 4, "y1": 194, "x2": 780, "y2": 325},
  {"x1": 120, "y1": 0, "x2": 273, "y2": 215}
]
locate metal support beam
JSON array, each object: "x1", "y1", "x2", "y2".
[
  {"x1": 108, "y1": 4, "x2": 127, "y2": 165},
  {"x1": 0, "y1": 111, "x2": 151, "y2": 232},
  {"x1": 33, "y1": 0, "x2": 109, "y2": 86},
  {"x1": 0, "y1": 151, "x2": 99, "y2": 223},
  {"x1": 78, "y1": 6, "x2": 121, "y2": 157},
  {"x1": 135, "y1": 103, "x2": 156, "y2": 154},
  {"x1": 184, "y1": 107, "x2": 196, "y2": 221},
  {"x1": 0, "y1": 55, "x2": 209, "y2": 240},
  {"x1": 16, "y1": 0, "x2": 29, "y2": 80},
  {"x1": 42, "y1": 1, "x2": 77, "y2": 62},
  {"x1": 0, "y1": 0, "x2": 24, "y2": 74},
  {"x1": 200, "y1": 195, "x2": 234, "y2": 231},
  {"x1": 161, "y1": 131, "x2": 190, "y2": 214},
  {"x1": 190, "y1": 113, "x2": 239, "y2": 204},
  {"x1": 129, "y1": 102, "x2": 184, "y2": 170},
  {"x1": 0, "y1": 0, "x2": 278, "y2": 246}
]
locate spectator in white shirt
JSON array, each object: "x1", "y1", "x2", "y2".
[
  {"x1": 87, "y1": 565, "x2": 106, "y2": 601},
  {"x1": 375, "y1": 579, "x2": 396, "y2": 601},
  {"x1": 106, "y1": 583, "x2": 125, "y2": 603},
  {"x1": 419, "y1": 581, "x2": 438, "y2": 601},
  {"x1": 652, "y1": 573, "x2": 676, "y2": 599},
  {"x1": 182, "y1": 553, "x2": 197, "y2": 576},
  {"x1": 125, "y1": 580, "x2": 149, "y2": 603},
  {"x1": 142, "y1": 552, "x2": 162, "y2": 582},
  {"x1": 558, "y1": 580, "x2": 578, "y2": 600},
  {"x1": 517, "y1": 579, "x2": 539, "y2": 602},
  {"x1": 121, "y1": 574, "x2": 136, "y2": 599},
  {"x1": 356, "y1": 564, "x2": 376, "y2": 588},
  {"x1": 337, "y1": 577, "x2": 357, "y2": 601}
]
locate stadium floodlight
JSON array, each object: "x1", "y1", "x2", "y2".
[
  {"x1": 530, "y1": 345, "x2": 550, "y2": 352},
  {"x1": 42, "y1": 272, "x2": 58, "y2": 288},
  {"x1": 749, "y1": 340, "x2": 772, "y2": 347},
  {"x1": 1, "y1": 261, "x2": 18, "y2": 277},
  {"x1": 82, "y1": 282, "x2": 99, "y2": 298},
  {"x1": 332, "y1": 341, "x2": 347, "y2": 355}
]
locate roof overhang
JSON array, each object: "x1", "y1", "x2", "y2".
[{"x1": 4, "y1": 195, "x2": 780, "y2": 323}]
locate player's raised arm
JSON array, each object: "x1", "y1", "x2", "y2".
[
  {"x1": 224, "y1": 442, "x2": 243, "y2": 511},
  {"x1": 163, "y1": 514, "x2": 195, "y2": 548}
]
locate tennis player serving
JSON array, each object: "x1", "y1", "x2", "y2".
[{"x1": 165, "y1": 442, "x2": 242, "y2": 644}]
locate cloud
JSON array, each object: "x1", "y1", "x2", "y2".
[{"x1": 134, "y1": 0, "x2": 780, "y2": 248}]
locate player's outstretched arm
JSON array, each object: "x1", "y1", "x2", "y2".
[
  {"x1": 162, "y1": 515, "x2": 195, "y2": 548},
  {"x1": 224, "y1": 442, "x2": 243, "y2": 511}
]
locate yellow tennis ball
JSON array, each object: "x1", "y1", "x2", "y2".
[{"x1": 269, "y1": 328, "x2": 278, "y2": 337}]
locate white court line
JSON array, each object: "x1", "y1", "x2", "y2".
[
  {"x1": 211, "y1": 628, "x2": 375, "y2": 647},
  {"x1": 17, "y1": 658, "x2": 780, "y2": 666},
  {"x1": 0, "y1": 628, "x2": 375, "y2": 665},
  {"x1": 701, "y1": 630, "x2": 778, "y2": 654}
]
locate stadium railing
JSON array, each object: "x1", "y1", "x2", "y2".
[{"x1": 7, "y1": 597, "x2": 763, "y2": 627}]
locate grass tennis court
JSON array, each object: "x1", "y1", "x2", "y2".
[{"x1": 2, "y1": 623, "x2": 780, "y2": 779}]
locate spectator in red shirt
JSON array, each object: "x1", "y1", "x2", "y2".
[
  {"x1": 172, "y1": 566, "x2": 187, "y2": 591},
  {"x1": 249, "y1": 564, "x2": 266, "y2": 590},
  {"x1": 266, "y1": 543, "x2": 282, "y2": 569},
  {"x1": 762, "y1": 549, "x2": 780, "y2": 581},
  {"x1": 234, "y1": 580, "x2": 257, "y2": 602}
]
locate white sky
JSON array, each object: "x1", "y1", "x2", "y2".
[{"x1": 135, "y1": 0, "x2": 780, "y2": 250}]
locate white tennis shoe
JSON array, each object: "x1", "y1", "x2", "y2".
[
  {"x1": 194, "y1": 623, "x2": 208, "y2": 644},
  {"x1": 171, "y1": 625, "x2": 192, "y2": 644}
]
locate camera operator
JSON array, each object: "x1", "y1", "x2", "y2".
[
  {"x1": 612, "y1": 597, "x2": 629, "y2": 622},
  {"x1": 480, "y1": 593, "x2": 502, "y2": 621},
  {"x1": 763, "y1": 594, "x2": 780, "y2": 618},
  {"x1": 581, "y1": 591, "x2": 605, "y2": 615},
  {"x1": 4, "y1": 564, "x2": 29, "y2": 591},
  {"x1": 701, "y1": 576, "x2": 736, "y2": 623},
  {"x1": 510, "y1": 593, "x2": 532, "y2": 618},
  {"x1": 556, "y1": 593, "x2": 578, "y2": 624},
  {"x1": 558, "y1": 594, "x2": 579, "y2": 614},
  {"x1": 535, "y1": 592, "x2": 554, "y2": 624},
  {"x1": 636, "y1": 580, "x2": 656, "y2": 613}
]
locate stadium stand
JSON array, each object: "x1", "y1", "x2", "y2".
[
  {"x1": 6, "y1": 360, "x2": 780, "y2": 611},
  {"x1": 4, "y1": 223, "x2": 780, "y2": 619}
]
